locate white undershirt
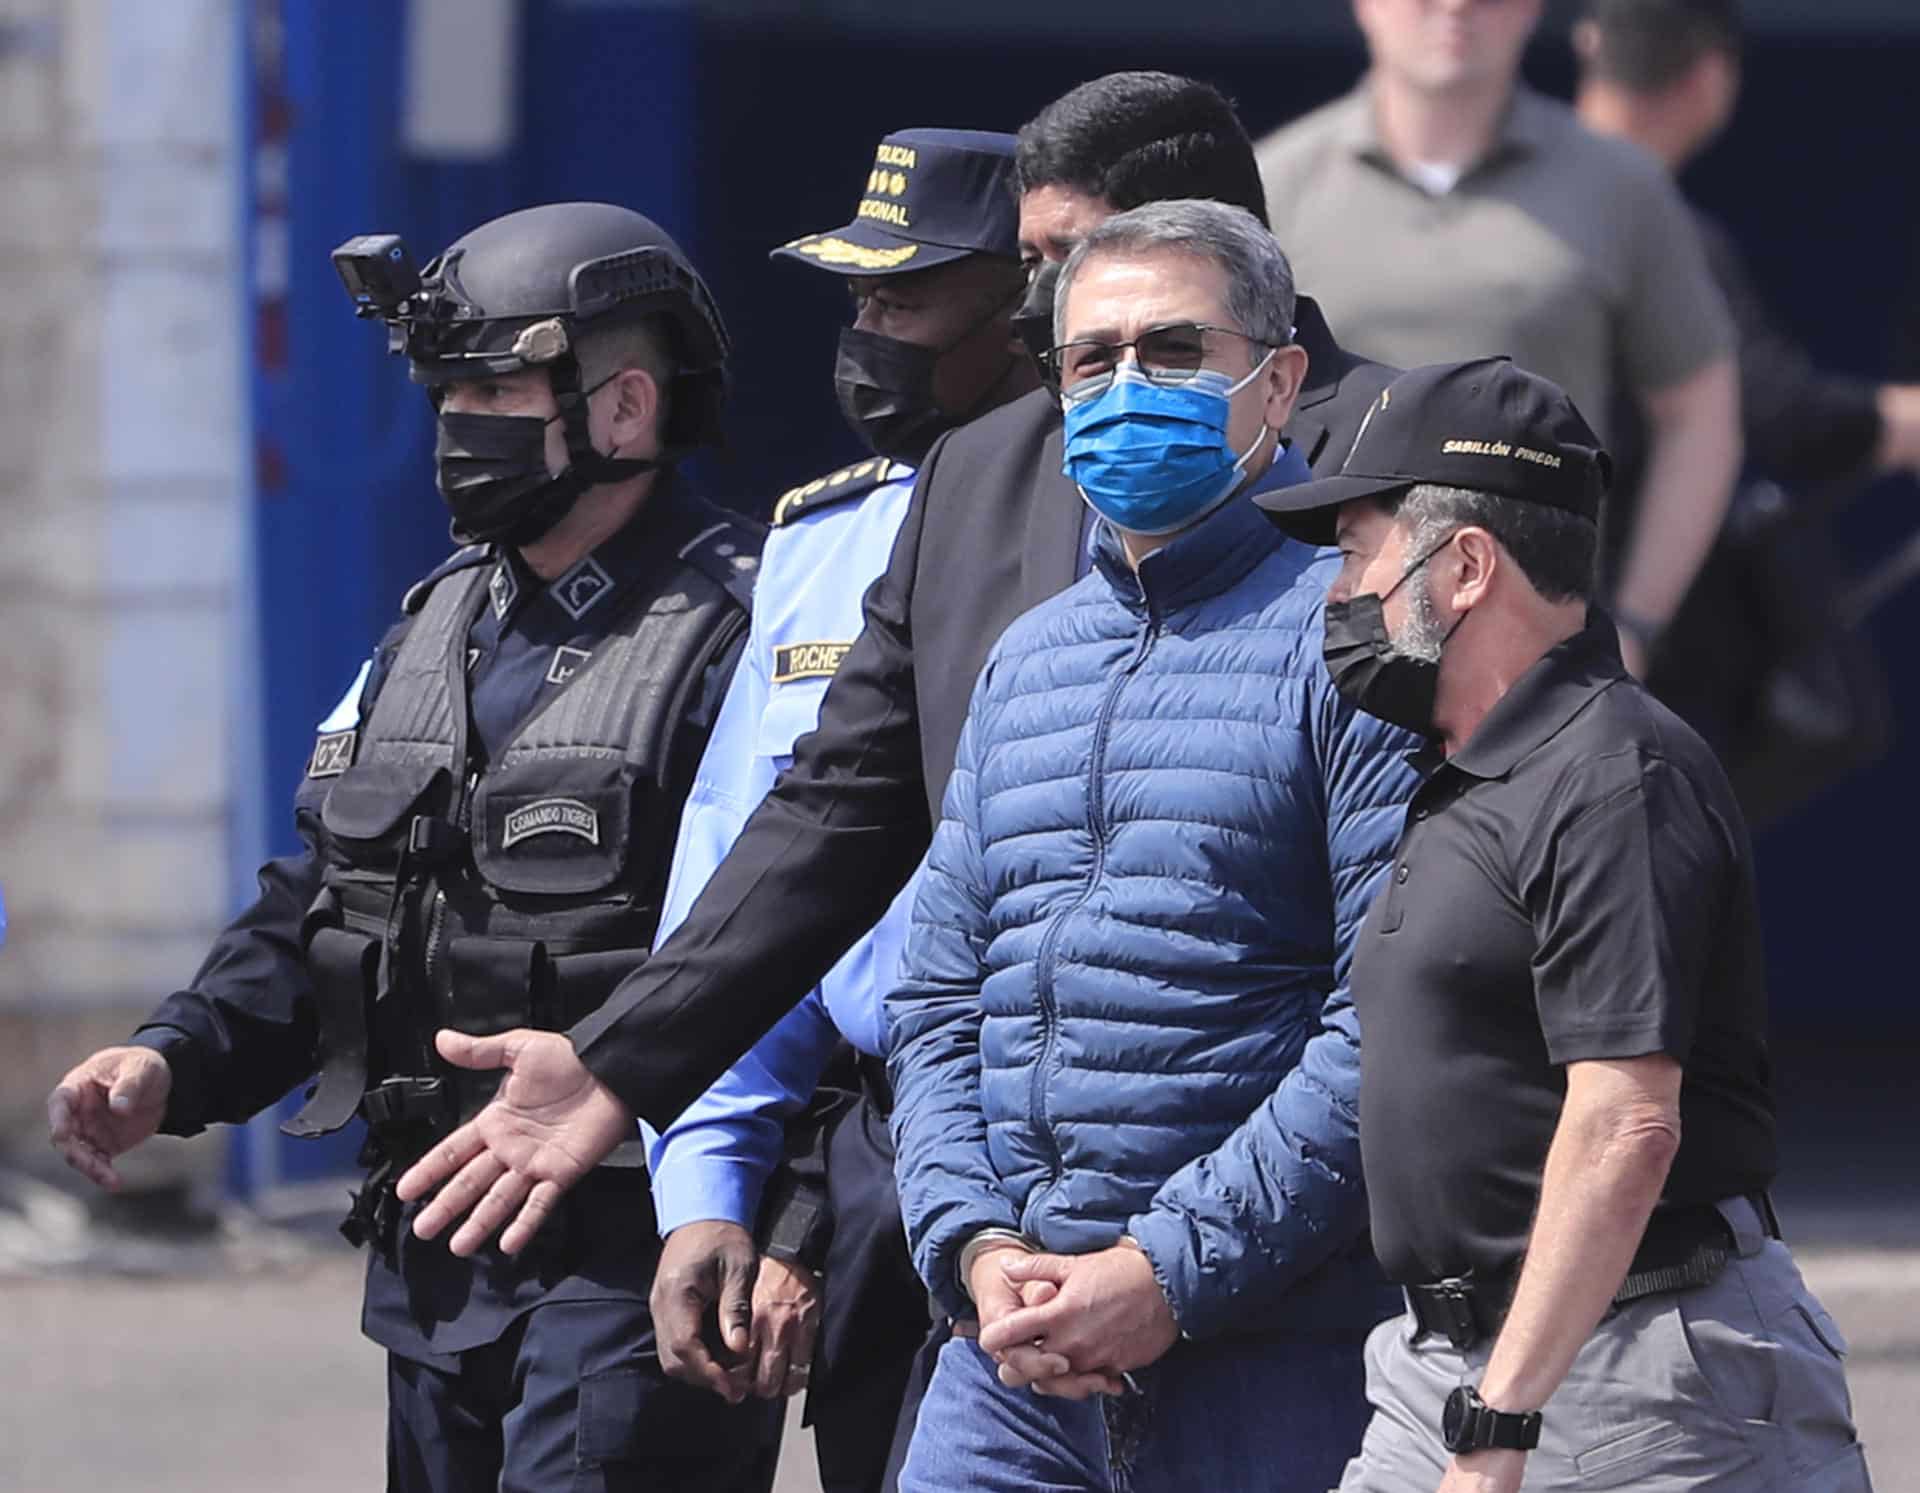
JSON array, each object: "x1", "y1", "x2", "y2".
[{"x1": 1403, "y1": 158, "x2": 1464, "y2": 196}]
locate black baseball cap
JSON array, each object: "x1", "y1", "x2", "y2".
[
  {"x1": 771, "y1": 128, "x2": 1020, "y2": 277},
  {"x1": 1256, "y1": 357, "x2": 1612, "y2": 545}
]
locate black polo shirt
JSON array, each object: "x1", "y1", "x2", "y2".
[{"x1": 1354, "y1": 613, "x2": 1776, "y2": 1287}]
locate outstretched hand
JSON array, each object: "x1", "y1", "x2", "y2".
[
  {"x1": 395, "y1": 1028, "x2": 633, "y2": 1256},
  {"x1": 47, "y1": 1046, "x2": 172, "y2": 1190}
]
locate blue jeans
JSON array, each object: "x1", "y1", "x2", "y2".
[{"x1": 899, "y1": 1328, "x2": 1372, "y2": 1493}]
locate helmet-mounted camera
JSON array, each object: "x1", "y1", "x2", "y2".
[{"x1": 332, "y1": 234, "x2": 422, "y2": 319}]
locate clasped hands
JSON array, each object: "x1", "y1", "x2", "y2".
[{"x1": 965, "y1": 1238, "x2": 1180, "y2": 1401}]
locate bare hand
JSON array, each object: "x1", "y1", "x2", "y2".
[
  {"x1": 962, "y1": 1242, "x2": 1074, "y2": 1386},
  {"x1": 981, "y1": 1245, "x2": 1177, "y2": 1399},
  {"x1": 394, "y1": 1028, "x2": 633, "y2": 1256},
  {"x1": 47, "y1": 1046, "x2": 172, "y2": 1190},
  {"x1": 749, "y1": 1255, "x2": 822, "y2": 1400},
  {"x1": 650, "y1": 1220, "x2": 758, "y2": 1404},
  {"x1": 1436, "y1": 1448, "x2": 1527, "y2": 1493}
]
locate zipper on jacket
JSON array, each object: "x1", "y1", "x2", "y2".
[
  {"x1": 421, "y1": 767, "x2": 477, "y2": 1018},
  {"x1": 1026, "y1": 602, "x2": 1162, "y2": 1187}
]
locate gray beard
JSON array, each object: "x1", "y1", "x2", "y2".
[{"x1": 1391, "y1": 574, "x2": 1449, "y2": 664}]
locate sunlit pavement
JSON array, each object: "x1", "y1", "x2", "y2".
[{"x1": 4, "y1": 1041, "x2": 1911, "y2": 1493}]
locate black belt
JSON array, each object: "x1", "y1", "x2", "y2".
[{"x1": 1405, "y1": 1193, "x2": 1780, "y2": 1351}]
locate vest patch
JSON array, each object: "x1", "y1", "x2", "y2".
[
  {"x1": 489, "y1": 563, "x2": 518, "y2": 620},
  {"x1": 546, "y1": 645, "x2": 592, "y2": 686},
  {"x1": 502, "y1": 797, "x2": 601, "y2": 849},
  {"x1": 308, "y1": 729, "x2": 357, "y2": 778},
  {"x1": 772, "y1": 641, "x2": 853, "y2": 683},
  {"x1": 552, "y1": 556, "x2": 614, "y2": 620}
]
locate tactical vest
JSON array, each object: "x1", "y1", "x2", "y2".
[{"x1": 283, "y1": 520, "x2": 758, "y2": 1178}]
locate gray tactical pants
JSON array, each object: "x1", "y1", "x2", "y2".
[{"x1": 1336, "y1": 1199, "x2": 1873, "y2": 1491}]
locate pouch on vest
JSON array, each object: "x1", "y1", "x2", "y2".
[
  {"x1": 444, "y1": 935, "x2": 542, "y2": 1038},
  {"x1": 320, "y1": 759, "x2": 452, "y2": 869},
  {"x1": 282, "y1": 924, "x2": 381, "y2": 1138},
  {"x1": 472, "y1": 755, "x2": 633, "y2": 897}
]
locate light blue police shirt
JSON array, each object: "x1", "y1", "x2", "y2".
[{"x1": 645, "y1": 458, "x2": 923, "y2": 1235}]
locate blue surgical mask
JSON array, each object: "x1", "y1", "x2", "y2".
[{"x1": 1061, "y1": 350, "x2": 1276, "y2": 536}]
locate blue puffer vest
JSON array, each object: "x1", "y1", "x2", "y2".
[{"x1": 888, "y1": 481, "x2": 1417, "y2": 1339}]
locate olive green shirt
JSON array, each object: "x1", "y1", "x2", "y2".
[{"x1": 1257, "y1": 83, "x2": 1733, "y2": 439}]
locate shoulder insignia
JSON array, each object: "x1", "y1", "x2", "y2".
[
  {"x1": 771, "y1": 458, "x2": 901, "y2": 527},
  {"x1": 307, "y1": 729, "x2": 357, "y2": 778},
  {"x1": 678, "y1": 516, "x2": 766, "y2": 614},
  {"x1": 401, "y1": 544, "x2": 491, "y2": 615}
]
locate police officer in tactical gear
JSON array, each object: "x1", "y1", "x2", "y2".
[{"x1": 47, "y1": 201, "x2": 784, "y2": 1493}]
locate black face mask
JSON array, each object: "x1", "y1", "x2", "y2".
[
  {"x1": 832, "y1": 283, "x2": 1024, "y2": 466},
  {"x1": 434, "y1": 410, "x2": 585, "y2": 546},
  {"x1": 1322, "y1": 538, "x2": 1462, "y2": 737},
  {"x1": 833, "y1": 328, "x2": 951, "y2": 466},
  {"x1": 1011, "y1": 260, "x2": 1061, "y2": 374},
  {"x1": 433, "y1": 372, "x2": 659, "y2": 547}
]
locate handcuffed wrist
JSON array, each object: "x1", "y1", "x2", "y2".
[{"x1": 957, "y1": 1228, "x2": 1038, "y2": 1302}]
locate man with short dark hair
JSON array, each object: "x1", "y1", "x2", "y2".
[
  {"x1": 889, "y1": 195, "x2": 1415, "y2": 1493},
  {"x1": 1574, "y1": 0, "x2": 1920, "y2": 818},
  {"x1": 1260, "y1": 357, "x2": 1874, "y2": 1493},
  {"x1": 392, "y1": 71, "x2": 1398, "y2": 1266},
  {"x1": 1575, "y1": 0, "x2": 1920, "y2": 505}
]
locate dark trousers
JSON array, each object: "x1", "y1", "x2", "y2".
[
  {"x1": 385, "y1": 1296, "x2": 783, "y2": 1493},
  {"x1": 806, "y1": 1093, "x2": 936, "y2": 1493}
]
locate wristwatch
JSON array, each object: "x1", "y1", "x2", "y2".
[{"x1": 1441, "y1": 1385, "x2": 1542, "y2": 1454}]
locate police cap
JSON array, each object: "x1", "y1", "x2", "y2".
[{"x1": 771, "y1": 128, "x2": 1020, "y2": 277}]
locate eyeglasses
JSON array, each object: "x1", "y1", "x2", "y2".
[{"x1": 1043, "y1": 322, "x2": 1274, "y2": 403}]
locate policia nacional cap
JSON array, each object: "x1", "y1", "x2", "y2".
[
  {"x1": 771, "y1": 127, "x2": 1020, "y2": 275},
  {"x1": 1257, "y1": 356, "x2": 1613, "y2": 546}
]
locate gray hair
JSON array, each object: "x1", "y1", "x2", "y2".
[
  {"x1": 1052, "y1": 198, "x2": 1297, "y2": 352},
  {"x1": 1381, "y1": 483, "x2": 1598, "y2": 605}
]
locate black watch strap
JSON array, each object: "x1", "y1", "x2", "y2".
[{"x1": 1443, "y1": 1385, "x2": 1542, "y2": 1453}]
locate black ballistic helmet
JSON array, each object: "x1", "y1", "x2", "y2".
[{"x1": 340, "y1": 202, "x2": 730, "y2": 456}]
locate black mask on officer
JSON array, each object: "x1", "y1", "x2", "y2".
[
  {"x1": 433, "y1": 372, "x2": 658, "y2": 547},
  {"x1": 833, "y1": 284, "x2": 1021, "y2": 467},
  {"x1": 832, "y1": 331, "x2": 951, "y2": 467},
  {"x1": 434, "y1": 409, "x2": 584, "y2": 546},
  {"x1": 1011, "y1": 260, "x2": 1061, "y2": 374},
  {"x1": 1322, "y1": 534, "x2": 1467, "y2": 737}
]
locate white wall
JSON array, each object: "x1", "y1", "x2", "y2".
[{"x1": 0, "y1": 0, "x2": 247, "y2": 1144}]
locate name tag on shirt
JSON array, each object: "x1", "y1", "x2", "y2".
[{"x1": 772, "y1": 641, "x2": 853, "y2": 683}]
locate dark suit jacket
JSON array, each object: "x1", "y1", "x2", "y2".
[{"x1": 573, "y1": 297, "x2": 1395, "y2": 1122}]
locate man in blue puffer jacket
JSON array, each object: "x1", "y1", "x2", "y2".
[{"x1": 887, "y1": 197, "x2": 1422, "y2": 1493}]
